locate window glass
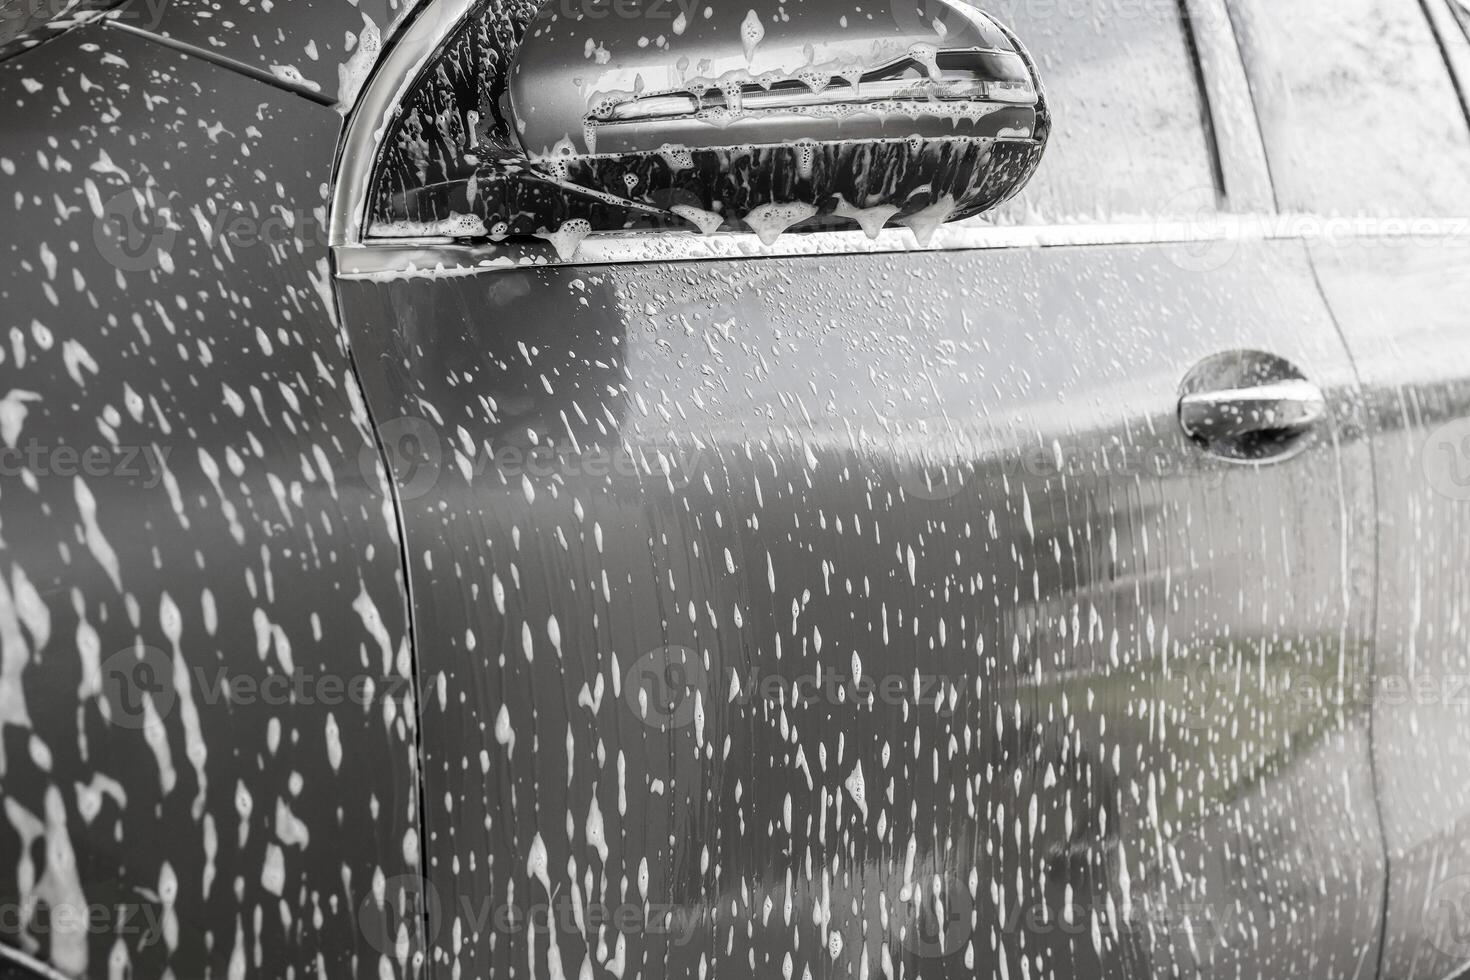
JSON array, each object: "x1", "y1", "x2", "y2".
[
  {"x1": 370, "y1": 0, "x2": 1220, "y2": 234},
  {"x1": 988, "y1": 0, "x2": 1219, "y2": 223},
  {"x1": 1228, "y1": 0, "x2": 1470, "y2": 216},
  {"x1": 371, "y1": 0, "x2": 539, "y2": 234}
]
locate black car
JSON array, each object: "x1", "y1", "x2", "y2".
[{"x1": 2, "y1": 0, "x2": 1470, "y2": 977}]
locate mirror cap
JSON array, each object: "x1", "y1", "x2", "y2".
[{"x1": 508, "y1": 0, "x2": 1042, "y2": 160}]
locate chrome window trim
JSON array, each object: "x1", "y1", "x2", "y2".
[
  {"x1": 335, "y1": 215, "x2": 1470, "y2": 278},
  {"x1": 1177, "y1": 0, "x2": 1276, "y2": 212},
  {"x1": 1424, "y1": 0, "x2": 1470, "y2": 121},
  {"x1": 329, "y1": 0, "x2": 482, "y2": 249},
  {"x1": 329, "y1": 0, "x2": 1280, "y2": 276}
]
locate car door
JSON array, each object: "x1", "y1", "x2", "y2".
[
  {"x1": 331, "y1": 1, "x2": 1384, "y2": 977},
  {"x1": 1224, "y1": 0, "x2": 1470, "y2": 974},
  {"x1": 0, "y1": 21, "x2": 420, "y2": 980}
]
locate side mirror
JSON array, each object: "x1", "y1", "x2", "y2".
[
  {"x1": 506, "y1": 0, "x2": 1049, "y2": 248},
  {"x1": 363, "y1": 0, "x2": 1049, "y2": 256}
]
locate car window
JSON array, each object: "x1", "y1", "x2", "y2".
[
  {"x1": 1227, "y1": 0, "x2": 1470, "y2": 216},
  {"x1": 367, "y1": 0, "x2": 1221, "y2": 235},
  {"x1": 988, "y1": 0, "x2": 1220, "y2": 223},
  {"x1": 369, "y1": 0, "x2": 539, "y2": 235}
]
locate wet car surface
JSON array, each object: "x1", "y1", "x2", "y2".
[{"x1": 1, "y1": 1, "x2": 1469, "y2": 978}]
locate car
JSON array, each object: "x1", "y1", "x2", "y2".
[{"x1": 1, "y1": 0, "x2": 1469, "y2": 976}]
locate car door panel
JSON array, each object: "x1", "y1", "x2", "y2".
[
  {"x1": 0, "y1": 27, "x2": 421, "y2": 979},
  {"x1": 1216, "y1": 0, "x2": 1470, "y2": 970},
  {"x1": 1310, "y1": 240, "x2": 1470, "y2": 980},
  {"x1": 133, "y1": 0, "x2": 418, "y2": 106},
  {"x1": 337, "y1": 238, "x2": 1382, "y2": 979}
]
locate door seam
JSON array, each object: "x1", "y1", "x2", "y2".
[{"x1": 1306, "y1": 245, "x2": 1391, "y2": 980}]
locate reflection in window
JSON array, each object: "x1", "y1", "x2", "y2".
[
  {"x1": 1228, "y1": 0, "x2": 1470, "y2": 216},
  {"x1": 370, "y1": 0, "x2": 539, "y2": 234},
  {"x1": 987, "y1": 0, "x2": 1219, "y2": 223}
]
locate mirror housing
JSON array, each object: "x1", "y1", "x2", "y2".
[{"x1": 369, "y1": 0, "x2": 1049, "y2": 253}]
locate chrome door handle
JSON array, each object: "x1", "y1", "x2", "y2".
[{"x1": 1179, "y1": 379, "x2": 1327, "y2": 443}]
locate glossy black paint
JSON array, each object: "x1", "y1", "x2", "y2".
[
  {"x1": 141, "y1": 0, "x2": 416, "y2": 104},
  {"x1": 337, "y1": 240, "x2": 1383, "y2": 979},
  {"x1": 1, "y1": 0, "x2": 1469, "y2": 978},
  {"x1": 0, "y1": 24, "x2": 420, "y2": 979},
  {"x1": 1311, "y1": 241, "x2": 1470, "y2": 980}
]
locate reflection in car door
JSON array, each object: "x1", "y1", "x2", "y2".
[
  {"x1": 1224, "y1": 0, "x2": 1470, "y2": 972},
  {"x1": 338, "y1": 234, "x2": 1382, "y2": 978},
  {"x1": 332, "y1": 3, "x2": 1387, "y2": 979}
]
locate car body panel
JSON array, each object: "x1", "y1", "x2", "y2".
[
  {"x1": 336, "y1": 239, "x2": 1383, "y2": 979},
  {"x1": 0, "y1": 25, "x2": 421, "y2": 979},
  {"x1": 5, "y1": 0, "x2": 1468, "y2": 977},
  {"x1": 136, "y1": 0, "x2": 420, "y2": 104},
  {"x1": 1311, "y1": 240, "x2": 1470, "y2": 980}
]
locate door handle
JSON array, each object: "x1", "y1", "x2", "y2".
[{"x1": 1179, "y1": 378, "x2": 1327, "y2": 444}]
